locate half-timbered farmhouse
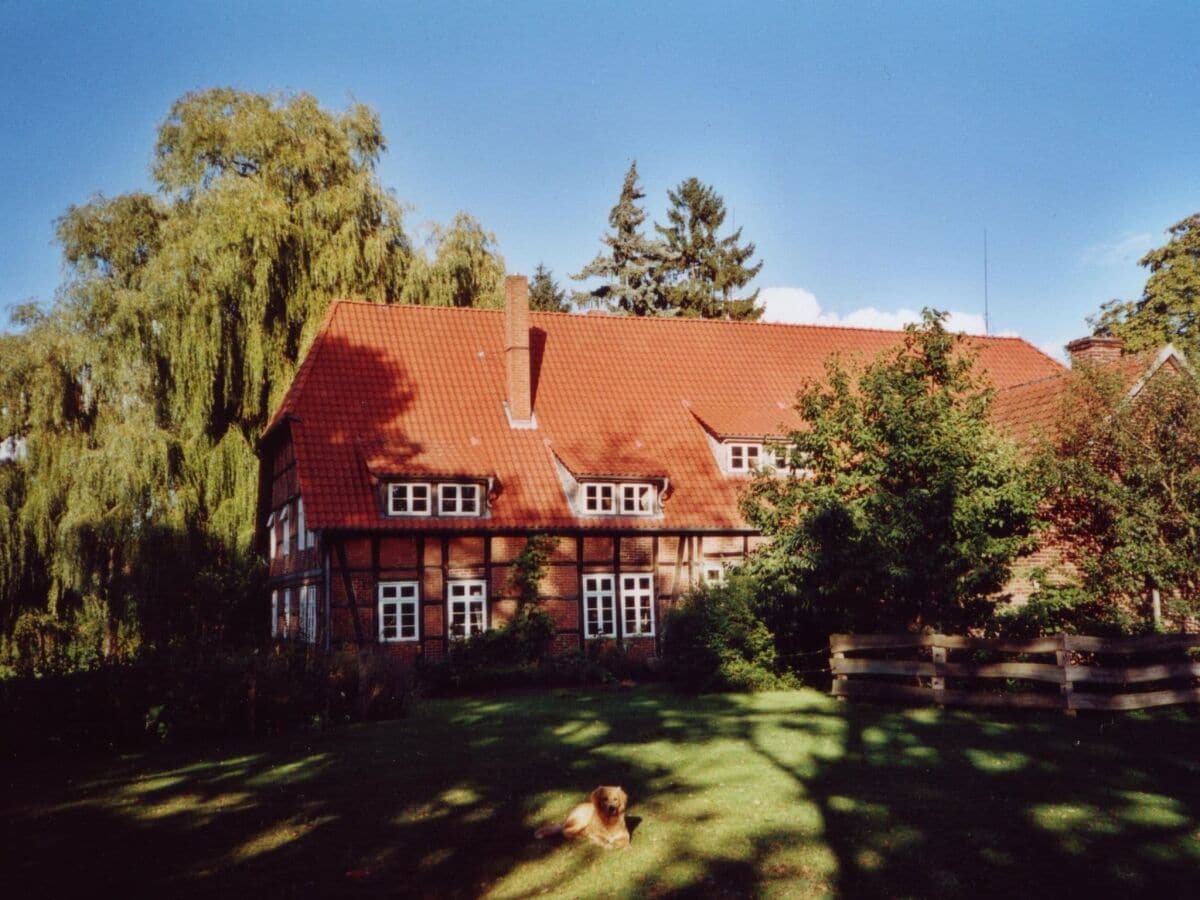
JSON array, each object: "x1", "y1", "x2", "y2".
[{"x1": 258, "y1": 276, "x2": 1072, "y2": 660}]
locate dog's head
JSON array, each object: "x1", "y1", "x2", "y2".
[{"x1": 591, "y1": 785, "x2": 628, "y2": 820}]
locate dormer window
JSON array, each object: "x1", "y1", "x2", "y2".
[
  {"x1": 620, "y1": 483, "x2": 656, "y2": 515},
  {"x1": 728, "y1": 443, "x2": 760, "y2": 471},
  {"x1": 579, "y1": 481, "x2": 658, "y2": 516},
  {"x1": 439, "y1": 483, "x2": 481, "y2": 516},
  {"x1": 389, "y1": 482, "x2": 432, "y2": 516},
  {"x1": 583, "y1": 482, "x2": 616, "y2": 514},
  {"x1": 387, "y1": 481, "x2": 484, "y2": 518}
]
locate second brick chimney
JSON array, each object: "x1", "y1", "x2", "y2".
[
  {"x1": 1065, "y1": 334, "x2": 1124, "y2": 368},
  {"x1": 504, "y1": 275, "x2": 534, "y2": 426}
]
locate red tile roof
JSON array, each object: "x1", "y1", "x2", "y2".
[
  {"x1": 267, "y1": 302, "x2": 1066, "y2": 533},
  {"x1": 990, "y1": 350, "x2": 1167, "y2": 448}
]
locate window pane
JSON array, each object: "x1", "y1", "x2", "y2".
[{"x1": 462, "y1": 490, "x2": 477, "y2": 513}]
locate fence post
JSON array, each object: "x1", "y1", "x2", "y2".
[
  {"x1": 831, "y1": 635, "x2": 846, "y2": 701},
  {"x1": 1056, "y1": 635, "x2": 1075, "y2": 716},
  {"x1": 931, "y1": 639, "x2": 946, "y2": 708}
]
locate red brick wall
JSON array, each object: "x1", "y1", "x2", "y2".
[{"x1": 273, "y1": 531, "x2": 754, "y2": 664}]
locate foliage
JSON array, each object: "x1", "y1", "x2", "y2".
[
  {"x1": 1094, "y1": 213, "x2": 1200, "y2": 360},
  {"x1": 741, "y1": 311, "x2": 1042, "y2": 633},
  {"x1": 0, "y1": 90, "x2": 505, "y2": 665},
  {"x1": 0, "y1": 645, "x2": 416, "y2": 757},
  {"x1": 655, "y1": 177, "x2": 763, "y2": 320},
  {"x1": 528, "y1": 262, "x2": 570, "y2": 312},
  {"x1": 572, "y1": 161, "x2": 674, "y2": 315},
  {"x1": 508, "y1": 533, "x2": 559, "y2": 609},
  {"x1": 400, "y1": 212, "x2": 506, "y2": 308},
  {"x1": 1034, "y1": 365, "x2": 1200, "y2": 629},
  {"x1": 662, "y1": 577, "x2": 796, "y2": 692},
  {"x1": 989, "y1": 579, "x2": 1145, "y2": 639}
]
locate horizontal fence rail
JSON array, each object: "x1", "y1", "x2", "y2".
[{"x1": 830, "y1": 632, "x2": 1200, "y2": 713}]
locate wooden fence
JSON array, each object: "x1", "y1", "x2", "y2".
[{"x1": 830, "y1": 632, "x2": 1200, "y2": 712}]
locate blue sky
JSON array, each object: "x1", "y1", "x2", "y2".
[{"x1": 2, "y1": 1, "x2": 1198, "y2": 358}]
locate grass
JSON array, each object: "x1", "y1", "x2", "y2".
[{"x1": 4, "y1": 686, "x2": 1200, "y2": 898}]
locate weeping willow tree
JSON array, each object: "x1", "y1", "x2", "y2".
[
  {"x1": 400, "y1": 212, "x2": 506, "y2": 308},
  {"x1": 0, "y1": 89, "x2": 503, "y2": 667}
]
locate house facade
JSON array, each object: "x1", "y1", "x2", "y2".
[{"x1": 258, "y1": 276, "x2": 1069, "y2": 660}]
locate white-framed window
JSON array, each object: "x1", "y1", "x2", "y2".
[
  {"x1": 283, "y1": 587, "x2": 292, "y2": 636},
  {"x1": 768, "y1": 445, "x2": 789, "y2": 471},
  {"x1": 296, "y1": 497, "x2": 315, "y2": 550},
  {"x1": 582, "y1": 482, "x2": 615, "y2": 514},
  {"x1": 702, "y1": 562, "x2": 727, "y2": 585},
  {"x1": 620, "y1": 483, "x2": 656, "y2": 515},
  {"x1": 280, "y1": 504, "x2": 291, "y2": 556},
  {"x1": 388, "y1": 482, "x2": 432, "y2": 516},
  {"x1": 267, "y1": 513, "x2": 276, "y2": 560},
  {"x1": 299, "y1": 585, "x2": 318, "y2": 644},
  {"x1": 621, "y1": 573, "x2": 655, "y2": 637},
  {"x1": 438, "y1": 483, "x2": 481, "y2": 517},
  {"x1": 583, "y1": 574, "x2": 617, "y2": 638},
  {"x1": 728, "y1": 443, "x2": 761, "y2": 472},
  {"x1": 448, "y1": 580, "x2": 487, "y2": 639},
  {"x1": 271, "y1": 589, "x2": 279, "y2": 638},
  {"x1": 378, "y1": 581, "x2": 419, "y2": 642}
]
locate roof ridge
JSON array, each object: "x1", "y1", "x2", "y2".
[{"x1": 328, "y1": 297, "x2": 1055, "y2": 349}]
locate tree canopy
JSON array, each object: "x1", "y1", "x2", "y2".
[
  {"x1": 528, "y1": 263, "x2": 570, "y2": 312},
  {"x1": 572, "y1": 162, "x2": 674, "y2": 315},
  {"x1": 655, "y1": 177, "x2": 763, "y2": 320},
  {"x1": 740, "y1": 312, "x2": 1041, "y2": 635},
  {"x1": 1021, "y1": 365, "x2": 1200, "y2": 633},
  {"x1": 0, "y1": 89, "x2": 507, "y2": 667},
  {"x1": 1094, "y1": 213, "x2": 1200, "y2": 359}
]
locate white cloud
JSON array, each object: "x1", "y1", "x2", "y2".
[
  {"x1": 759, "y1": 286, "x2": 998, "y2": 336},
  {"x1": 1080, "y1": 232, "x2": 1153, "y2": 268}
]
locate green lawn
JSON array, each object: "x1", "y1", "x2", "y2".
[{"x1": 4, "y1": 687, "x2": 1199, "y2": 898}]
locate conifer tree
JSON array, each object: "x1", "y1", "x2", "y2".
[
  {"x1": 572, "y1": 162, "x2": 673, "y2": 315},
  {"x1": 528, "y1": 263, "x2": 569, "y2": 312},
  {"x1": 656, "y1": 177, "x2": 763, "y2": 320}
]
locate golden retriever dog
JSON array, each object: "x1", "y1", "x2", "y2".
[{"x1": 535, "y1": 786, "x2": 630, "y2": 849}]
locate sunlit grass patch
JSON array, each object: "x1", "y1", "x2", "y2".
[{"x1": 4, "y1": 686, "x2": 1200, "y2": 898}]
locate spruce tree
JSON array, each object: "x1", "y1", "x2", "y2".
[
  {"x1": 572, "y1": 162, "x2": 673, "y2": 315},
  {"x1": 528, "y1": 263, "x2": 569, "y2": 312},
  {"x1": 656, "y1": 177, "x2": 763, "y2": 320}
]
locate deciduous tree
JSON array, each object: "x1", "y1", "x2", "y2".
[
  {"x1": 741, "y1": 311, "x2": 1041, "y2": 634},
  {"x1": 1095, "y1": 213, "x2": 1200, "y2": 358}
]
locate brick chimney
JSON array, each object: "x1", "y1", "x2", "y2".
[
  {"x1": 504, "y1": 275, "x2": 534, "y2": 426},
  {"x1": 1065, "y1": 335, "x2": 1124, "y2": 368}
]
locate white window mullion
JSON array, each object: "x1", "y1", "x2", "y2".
[
  {"x1": 583, "y1": 574, "x2": 616, "y2": 638},
  {"x1": 620, "y1": 573, "x2": 655, "y2": 637},
  {"x1": 378, "y1": 582, "x2": 420, "y2": 642}
]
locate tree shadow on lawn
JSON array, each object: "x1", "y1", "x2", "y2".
[{"x1": 3, "y1": 688, "x2": 1200, "y2": 897}]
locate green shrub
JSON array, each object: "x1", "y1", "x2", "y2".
[
  {"x1": 989, "y1": 580, "x2": 1148, "y2": 639},
  {"x1": 662, "y1": 578, "x2": 796, "y2": 692}
]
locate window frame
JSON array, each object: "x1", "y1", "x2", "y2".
[
  {"x1": 727, "y1": 443, "x2": 761, "y2": 472},
  {"x1": 619, "y1": 482, "x2": 656, "y2": 516},
  {"x1": 582, "y1": 574, "x2": 617, "y2": 639},
  {"x1": 620, "y1": 573, "x2": 656, "y2": 637},
  {"x1": 283, "y1": 587, "x2": 292, "y2": 636},
  {"x1": 271, "y1": 589, "x2": 279, "y2": 638},
  {"x1": 267, "y1": 513, "x2": 276, "y2": 560},
  {"x1": 378, "y1": 581, "x2": 420, "y2": 643},
  {"x1": 702, "y1": 561, "x2": 727, "y2": 586},
  {"x1": 582, "y1": 482, "x2": 616, "y2": 514},
  {"x1": 438, "y1": 482, "x2": 482, "y2": 517},
  {"x1": 387, "y1": 482, "x2": 433, "y2": 517},
  {"x1": 298, "y1": 584, "x2": 318, "y2": 644},
  {"x1": 280, "y1": 504, "x2": 291, "y2": 557},
  {"x1": 447, "y1": 579, "x2": 488, "y2": 640}
]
